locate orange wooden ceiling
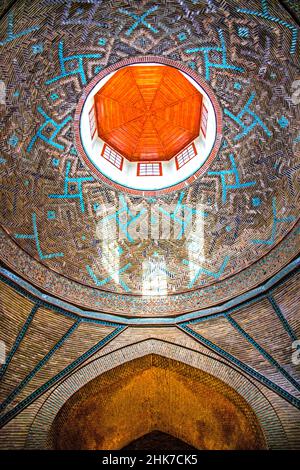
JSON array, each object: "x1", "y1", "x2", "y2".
[{"x1": 94, "y1": 65, "x2": 202, "y2": 162}]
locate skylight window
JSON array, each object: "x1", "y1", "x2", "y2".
[
  {"x1": 175, "y1": 143, "x2": 197, "y2": 170},
  {"x1": 137, "y1": 162, "x2": 162, "y2": 176},
  {"x1": 101, "y1": 144, "x2": 123, "y2": 170}
]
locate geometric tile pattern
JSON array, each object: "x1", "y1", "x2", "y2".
[
  {"x1": 224, "y1": 92, "x2": 272, "y2": 141},
  {"x1": 207, "y1": 153, "x2": 256, "y2": 203},
  {"x1": 45, "y1": 41, "x2": 102, "y2": 87},
  {"x1": 14, "y1": 213, "x2": 64, "y2": 260},
  {"x1": 186, "y1": 29, "x2": 245, "y2": 81},
  {"x1": 26, "y1": 106, "x2": 72, "y2": 152},
  {"x1": 119, "y1": 6, "x2": 160, "y2": 36},
  {"x1": 237, "y1": 0, "x2": 298, "y2": 54},
  {"x1": 48, "y1": 161, "x2": 94, "y2": 213},
  {"x1": 0, "y1": 11, "x2": 40, "y2": 47},
  {"x1": 252, "y1": 197, "x2": 296, "y2": 245}
]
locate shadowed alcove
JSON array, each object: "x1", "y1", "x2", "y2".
[
  {"x1": 49, "y1": 355, "x2": 266, "y2": 450},
  {"x1": 122, "y1": 431, "x2": 197, "y2": 450}
]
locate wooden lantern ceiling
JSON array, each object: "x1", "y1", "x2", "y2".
[{"x1": 94, "y1": 65, "x2": 202, "y2": 162}]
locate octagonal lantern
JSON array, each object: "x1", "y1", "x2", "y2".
[{"x1": 94, "y1": 65, "x2": 203, "y2": 162}]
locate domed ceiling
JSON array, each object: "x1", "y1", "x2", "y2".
[{"x1": 0, "y1": 0, "x2": 299, "y2": 318}]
